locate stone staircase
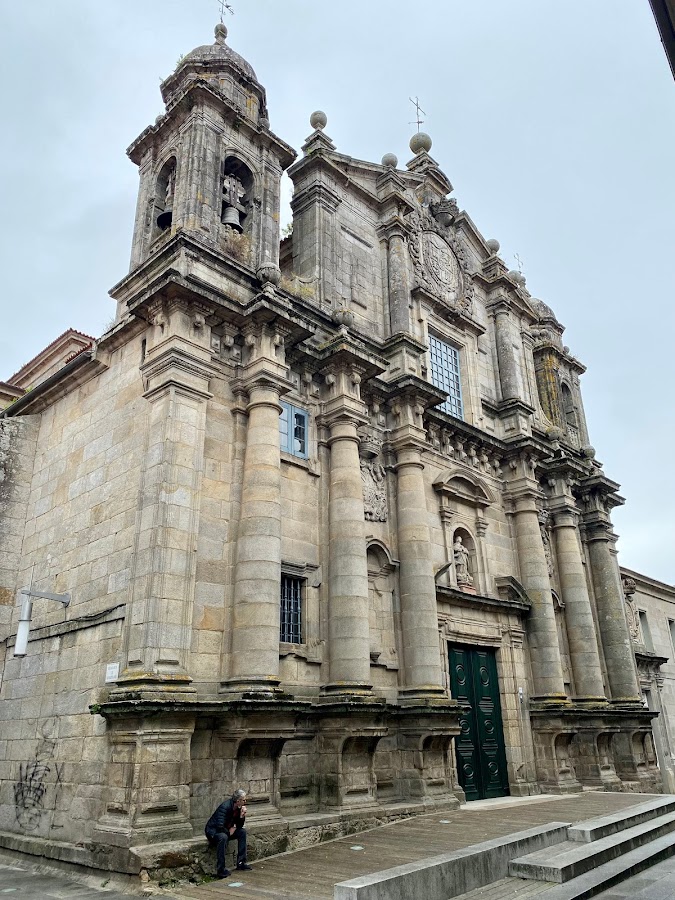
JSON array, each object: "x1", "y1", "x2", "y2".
[{"x1": 503, "y1": 796, "x2": 675, "y2": 899}]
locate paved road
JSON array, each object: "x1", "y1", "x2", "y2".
[{"x1": 0, "y1": 860, "x2": 166, "y2": 899}]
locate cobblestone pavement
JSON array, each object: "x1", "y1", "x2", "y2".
[{"x1": 170, "y1": 792, "x2": 655, "y2": 900}]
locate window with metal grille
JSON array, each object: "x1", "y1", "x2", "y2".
[
  {"x1": 429, "y1": 334, "x2": 464, "y2": 419},
  {"x1": 280, "y1": 574, "x2": 303, "y2": 644},
  {"x1": 280, "y1": 402, "x2": 308, "y2": 458}
]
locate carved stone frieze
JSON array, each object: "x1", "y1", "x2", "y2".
[
  {"x1": 361, "y1": 459, "x2": 388, "y2": 522},
  {"x1": 426, "y1": 420, "x2": 502, "y2": 478}
]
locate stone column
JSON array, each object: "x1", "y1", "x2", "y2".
[
  {"x1": 551, "y1": 508, "x2": 606, "y2": 702},
  {"x1": 493, "y1": 305, "x2": 520, "y2": 402},
  {"x1": 586, "y1": 522, "x2": 641, "y2": 704},
  {"x1": 388, "y1": 232, "x2": 411, "y2": 336},
  {"x1": 508, "y1": 475, "x2": 566, "y2": 701},
  {"x1": 321, "y1": 361, "x2": 373, "y2": 695},
  {"x1": 222, "y1": 324, "x2": 292, "y2": 694},
  {"x1": 390, "y1": 393, "x2": 445, "y2": 699},
  {"x1": 114, "y1": 299, "x2": 215, "y2": 695}
]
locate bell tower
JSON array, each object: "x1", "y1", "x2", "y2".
[{"x1": 123, "y1": 22, "x2": 295, "y2": 301}]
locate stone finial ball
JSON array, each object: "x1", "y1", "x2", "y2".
[
  {"x1": 486, "y1": 238, "x2": 500, "y2": 254},
  {"x1": 214, "y1": 22, "x2": 228, "y2": 42},
  {"x1": 381, "y1": 153, "x2": 398, "y2": 168},
  {"x1": 409, "y1": 132, "x2": 432, "y2": 154},
  {"x1": 582, "y1": 445, "x2": 597, "y2": 459},
  {"x1": 507, "y1": 270, "x2": 519, "y2": 281},
  {"x1": 515, "y1": 272, "x2": 527, "y2": 286},
  {"x1": 310, "y1": 110, "x2": 328, "y2": 130}
]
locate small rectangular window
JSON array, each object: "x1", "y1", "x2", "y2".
[
  {"x1": 280, "y1": 402, "x2": 308, "y2": 458},
  {"x1": 280, "y1": 574, "x2": 303, "y2": 644},
  {"x1": 668, "y1": 619, "x2": 675, "y2": 653},
  {"x1": 639, "y1": 610, "x2": 653, "y2": 650},
  {"x1": 429, "y1": 334, "x2": 464, "y2": 419}
]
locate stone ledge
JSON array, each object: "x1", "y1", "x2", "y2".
[{"x1": 334, "y1": 822, "x2": 569, "y2": 900}]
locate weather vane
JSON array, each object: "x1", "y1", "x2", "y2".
[
  {"x1": 514, "y1": 252, "x2": 524, "y2": 274},
  {"x1": 409, "y1": 96, "x2": 426, "y2": 132},
  {"x1": 219, "y1": 0, "x2": 234, "y2": 22}
]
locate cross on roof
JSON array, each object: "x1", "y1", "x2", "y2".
[
  {"x1": 219, "y1": 0, "x2": 234, "y2": 22},
  {"x1": 409, "y1": 96, "x2": 426, "y2": 132},
  {"x1": 514, "y1": 252, "x2": 525, "y2": 274}
]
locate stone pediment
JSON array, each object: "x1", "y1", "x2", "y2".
[{"x1": 432, "y1": 469, "x2": 494, "y2": 508}]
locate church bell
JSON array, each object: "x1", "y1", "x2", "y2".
[
  {"x1": 222, "y1": 205, "x2": 243, "y2": 232},
  {"x1": 156, "y1": 207, "x2": 173, "y2": 230}
]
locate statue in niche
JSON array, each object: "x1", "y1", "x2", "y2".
[
  {"x1": 361, "y1": 460, "x2": 387, "y2": 522},
  {"x1": 453, "y1": 536, "x2": 473, "y2": 586}
]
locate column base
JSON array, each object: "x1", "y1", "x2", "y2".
[
  {"x1": 610, "y1": 697, "x2": 645, "y2": 708},
  {"x1": 572, "y1": 696, "x2": 610, "y2": 706},
  {"x1": 110, "y1": 668, "x2": 195, "y2": 699},
  {"x1": 530, "y1": 693, "x2": 570, "y2": 706},
  {"x1": 397, "y1": 685, "x2": 449, "y2": 705},
  {"x1": 219, "y1": 674, "x2": 283, "y2": 696},
  {"x1": 320, "y1": 681, "x2": 375, "y2": 701}
]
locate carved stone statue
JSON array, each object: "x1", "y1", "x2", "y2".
[
  {"x1": 361, "y1": 460, "x2": 387, "y2": 522},
  {"x1": 453, "y1": 536, "x2": 473, "y2": 586}
]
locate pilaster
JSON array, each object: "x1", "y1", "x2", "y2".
[{"x1": 113, "y1": 298, "x2": 216, "y2": 696}]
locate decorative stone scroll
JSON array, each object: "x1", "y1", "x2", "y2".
[{"x1": 361, "y1": 460, "x2": 387, "y2": 522}]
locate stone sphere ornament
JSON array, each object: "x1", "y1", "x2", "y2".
[
  {"x1": 409, "y1": 132, "x2": 432, "y2": 154},
  {"x1": 381, "y1": 153, "x2": 398, "y2": 168},
  {"x1": 310, "y1": 110, "x2": 328, "y2": 130},
  {"x1": 486, "y1": 239, "x2": 500, "y2": 254}
]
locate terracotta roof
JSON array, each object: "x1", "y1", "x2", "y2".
[{"x1": 8, "y1": 329, "x2": 95, "y2": 385}]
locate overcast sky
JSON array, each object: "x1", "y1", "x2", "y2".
[{"x1": 1, "y1": 1, "x2": 673, "y2": 583}]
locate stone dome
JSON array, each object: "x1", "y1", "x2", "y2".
[
  {"x1": 179, "y1": 23, "x2": 258, "y2": 82},
  {"x1": 531, "y1": 298, "x2": 559, "y2": 323}
]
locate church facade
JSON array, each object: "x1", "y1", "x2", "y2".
[{"x1": 0, "y1": 23, "x2": 659, "y2": 875}]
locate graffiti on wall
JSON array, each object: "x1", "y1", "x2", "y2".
[{"x1": 13, "y1": 717, "x2": 63, "y2": 831}]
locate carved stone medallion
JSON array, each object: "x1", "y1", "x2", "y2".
[
  {"x1": 421, "y1": 231, "x2": 460, "y2": 294},
  {"x1": 361, "y1": 460, "x2": 387, "y2": 522}
]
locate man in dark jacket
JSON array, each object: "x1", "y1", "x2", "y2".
[{"x1": 205, "y1": 788, "x2": 253, "y2": 878}]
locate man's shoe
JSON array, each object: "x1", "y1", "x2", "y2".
[
  {"x1": 216, "y1": 869, "x2": 231, "y2": 878},
  {"x1": 236, "y1": 863, "x2": 253, "y2": 871}
]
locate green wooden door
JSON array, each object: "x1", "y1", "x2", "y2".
[{"x1": 448, "y1": 644, "x2": 509, "y2": 801}]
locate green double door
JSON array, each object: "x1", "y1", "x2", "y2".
[{"x1": 448, "y1": 644, "x2": 509, "y2": 801}]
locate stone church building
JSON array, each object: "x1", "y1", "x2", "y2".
[{"x1": 0, "y1": 22, "x2": 660, "y2": 875}]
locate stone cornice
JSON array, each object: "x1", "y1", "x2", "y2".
[
  {"x1": 128, "y1": 80, "x2": 295, "y2": 170},
  {"x1": 436, "y1": 584, "x2": 530, "y2": 614}
]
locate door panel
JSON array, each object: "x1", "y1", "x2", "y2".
[{"x1": 448, "y1": 644, "x2": 509, "y2": 801}]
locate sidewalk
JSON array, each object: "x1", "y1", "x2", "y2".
[{"x1": 171, "y1": 791, "x2": 658, "y2": 899}]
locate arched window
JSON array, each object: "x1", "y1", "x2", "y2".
[
  {"x1": 154, "y1": 157, "x2": 177, "y2": 235},
  {"x1": 221, "y1": 156, "x2": 254, "y2": 233}
]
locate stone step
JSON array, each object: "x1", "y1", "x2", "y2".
[
  {"x1": 509, "y1": 810, "x2": 675, "y2": 882},
  {"x1": 568, "y1": 796, "x2": 675, "y2": 844},
  {"x1": 526, "y1": 830, "x2": 675, "y2": 900}
]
